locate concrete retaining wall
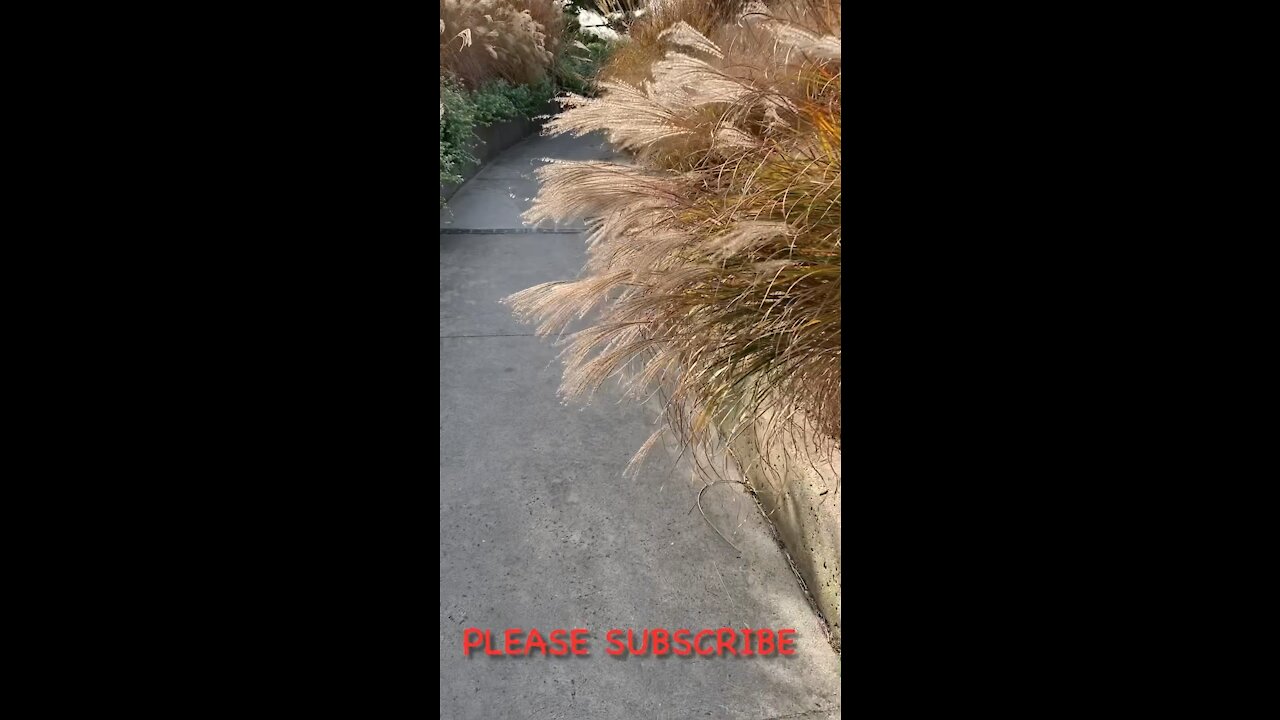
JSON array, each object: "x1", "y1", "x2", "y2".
[
  {"x1": 440, "y1": 101, "x2": 557, "y2": 203},
  {"x1": 727, "y1": 409, "x2": 841, "y2": 651}
]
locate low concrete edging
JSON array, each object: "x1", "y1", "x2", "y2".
[
  {"x1": 726, "y1": 409, "x2": 842, "y2": 651},
  {"x1": 440, "y1": 101, "x2": 557, "y2": 203}
]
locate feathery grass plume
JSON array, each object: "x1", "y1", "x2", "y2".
[
  {"x1": 506, "y1": 0, "x2": 840, "y2": 480},
  {"x1": 655, "y1": 20, "x2": 724, "y2": 59},
  {"x1": 539, "y1": 83, "x2": 694, "y2": 151},
  {"x1": 440, "y1": 0, "x2": 566, "y2": 89},
  {"x1": 599, "y1": 0, "x2": 747, "y2": 85}
]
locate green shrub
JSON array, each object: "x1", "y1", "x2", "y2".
[
  {"x1": 555, "y1": 20, "x2": 614, "y2": 96},
  {"x1": 440, "y1": 78, "x2": 478, "y2": 198},
  {"x1": 472, "y1": 78, "x2": 556, "y2": 125}
]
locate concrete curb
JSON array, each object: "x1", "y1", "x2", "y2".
[{"x1": 726, "y1": 410, "x2": 842, "y2": 652}]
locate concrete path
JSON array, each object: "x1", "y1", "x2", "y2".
[{"x1": 439, "y1": 131, "x2": 841, "y2": 720}]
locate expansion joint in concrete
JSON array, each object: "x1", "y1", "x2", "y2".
[
  {"x1": 439, "y1": 228, "x2": 582, "y2": 234},
  {"x1": 439, "y1": 333, "x2": 536, "y2": 339}
]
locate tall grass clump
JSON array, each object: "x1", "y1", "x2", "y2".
[
  {"x1": 440, "y1": 0, "x2": 566, "y2": 89},
  {"x1": 505, "y1": 0, "x2": 841, "y2": 474},
  {"x1": 598, "y1": 0, "x2": 746, "y2": 86}
]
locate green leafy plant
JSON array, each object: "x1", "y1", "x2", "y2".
[
  {"x1": 472, "y1": 78, "x2": 557, "y2": 124},
  {"x1": 555, "y1": 16, "x2": 614, "y2": 96},
  {"x1": 440, "y1": 78, "x2": 478, "y2": 199}
]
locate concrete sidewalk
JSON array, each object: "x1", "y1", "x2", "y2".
[{"x1": 439, "y1": 131, "x2": 841, "y2": 720}]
